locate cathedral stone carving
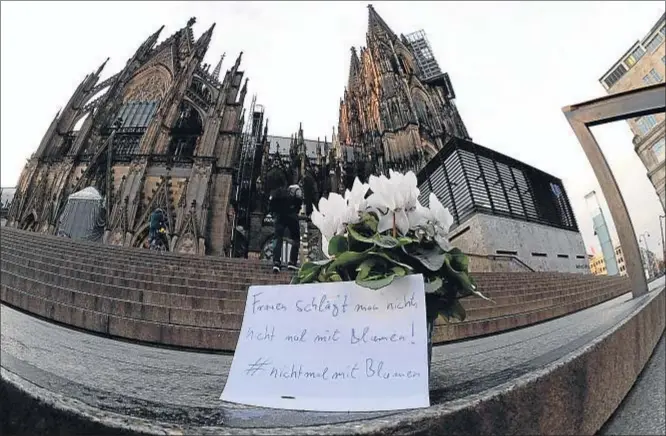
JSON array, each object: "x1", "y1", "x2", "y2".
[{"x1": 123, "y1": 70, "x2": 169, "y2": 103}]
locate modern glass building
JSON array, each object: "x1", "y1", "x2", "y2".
[{"x1": 417, "y1": 137, "x2": 578, "y2": 233}]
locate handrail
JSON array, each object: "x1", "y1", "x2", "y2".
[{"x1": 465, "y1": 252, "x2": 536, "y2": 272}]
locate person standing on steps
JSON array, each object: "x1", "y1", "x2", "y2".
[
  {"x1": 269, "y1": 182, "x2": 303, "y2": 273},
  {"x1": 149, "y1": 208, "x2": 167, "y2": 250}
]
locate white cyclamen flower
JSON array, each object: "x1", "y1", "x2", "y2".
[
  {"x1": 423, "y1": 192, "x2": 454, "y2": 251},
  {"x1": 344, "y1": 177, "x2": 370, "y2": 222},
  {"x1": 311, "y1": 178, "x2": 370, "y2": 257},
  {"x1": 366, "y1": 170, "x2": 423, "y2": 236}
]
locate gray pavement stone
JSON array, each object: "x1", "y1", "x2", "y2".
[{"x1": 600, "y1": 333, "x2": 666, "y2": 436}]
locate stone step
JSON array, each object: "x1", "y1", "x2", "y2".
[
  {"x1": 0, "y1": 271, "x2": 244, "y2": 329},
  {"x1": 1, "y1": 231, "x2": 615, "y2": 290},
  {"x1": 0, "y1": 278, "x2": 632, "y2": 352},
  {"x1": 2, "y1": 249, "x2": 617, "y2": 302},
  {"x1": 3, "y1": 261, "x2": 621, "y2": 329},
  {"x1": 1, "y1": 235, "x2": 290, "y2": 282},
  {"x1": 2, "y1": 228, "x2": 610, "y2": 284},
  {"x1": 3, "y1": 255, "x2": 620, "y2": 324},
  {"x1": 1, "y1": 254, "x2": 630, "y2": 335},
  {"x1": 1, "y1": 285, "x2": 240, "y2": 350},
  {"x1": 1, "y1": 228, "x2": 280, "y2": 274}
]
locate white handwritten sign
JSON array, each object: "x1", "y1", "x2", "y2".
[{"x1": 220, "y1": 274, "x2": 430, "y2": 412}]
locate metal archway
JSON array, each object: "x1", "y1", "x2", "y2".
[{"x1": 562, "y1": 82, "x2": 665, "y2": 298}]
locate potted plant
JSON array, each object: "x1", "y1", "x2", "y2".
[{"x1": 293, "y1": 170, "x2": 491, "y2": 370}]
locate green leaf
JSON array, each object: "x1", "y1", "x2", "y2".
[
  {"x1": 313, "y1": 259, "x2": 333, "y2": 266},
  {"x1": 368, "y1": 251, "x2": 414, "y2": 271},
  {"x1": 298, "y1": 262, "x2": 319, "y2": 274},
  {"x1": 447, "y1": 248, "x2": 469, "y2": 273},
  {"x1": 328, "y1": 235, "x2": 349, "y2": 256},
  {"x1": 439, "y1": 299, "x2": 467, "y2": 322},
  {"x1": 347, "y1": 225, "x2": 376, "y2": 244},
  {"x1": 356, "y1": 273, "x2": 396, "y2": 290},
  {"x1": 298, "y1": 270, "x2": 318, "y2": 284},
  {"x1": 390, "y1": 266, "x2": 407, "y2": 277},
  {"x1": 403, "y1": 245, "x2": 446, "y2": 271},
  {"x1": 360, "y1": 212, "x2": 379, "y2": 232},
  {"x1": 374, "y1": 234, "x2": 399, "y2": 248},
  {"x1": 329, "y1": 250, "x2": 368, "y2": 270},
  {"x1": 296, "y1": 261, "x2": 324, "y2": 284},
  {"x1": 424, "y1": 276, "x2": 443, "y2": 294},
  {"x1": 329, "y1": 273, "x2": 343, "y2": 281},
  {"x1": 441, "y1": 258, "x2": 494, "y2": 303},
  {"x1": 356, "y1": 258, "x2": 378, "y2": 281}
]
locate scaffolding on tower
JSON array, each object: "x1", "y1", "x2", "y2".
[
  {"x1": 404, "y1": 29, "x2": 455, "y2": 98},
  {"x1": 231, "y1": 95, "x2": 265, "y2": 258}
]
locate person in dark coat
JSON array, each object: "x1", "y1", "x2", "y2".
[
  {"x1": 149, "y1": 208, "x2": 167, "y2": 248},
  {"x1": 269, "y1": 184, "x2": 303, "y2": 272}
]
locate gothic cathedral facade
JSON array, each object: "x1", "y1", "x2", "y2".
[
  {"x1": 7, "y1": 18, "x2": 248, "y2": 255},
  {"x1": 7, "y1": 6, "x2": 470, "y2": 259}
]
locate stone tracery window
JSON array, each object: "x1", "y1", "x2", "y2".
[{"x1": 169, "y1": 102, "x2": 203, "y2": 158}]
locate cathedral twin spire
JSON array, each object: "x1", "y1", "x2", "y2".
[{"x1": 367, "y1": 4, "x2": 397, "y2": 41}]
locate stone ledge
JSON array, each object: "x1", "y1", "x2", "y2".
[{"x1": 1, "y1": 280, "x2": 663, "y2": 436}]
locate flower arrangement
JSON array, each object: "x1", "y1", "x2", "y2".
[{"x1": 294, "y1": 170, "x2": 491, "y2": 324}]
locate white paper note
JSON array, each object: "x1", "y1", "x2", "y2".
[{"x1": 220, "y1": 274, "x2": 430, "y2": 412}]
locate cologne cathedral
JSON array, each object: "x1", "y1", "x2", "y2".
[{"x1": 6, "y1": 5, "x2": 470, "y2": 261}]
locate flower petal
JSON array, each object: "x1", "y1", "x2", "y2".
[
  {"x1": 377, "y1": 212, "x2": 394, "y2": 234},
  {"x1": 394, "y1": 209, "x2": 410, "y2": 236},
  {"x1": 429, "y1": 192, "x2": 453, "y2": 234},
  {"x1": 321, "y1": 235, "x2": 331, "y2": 258}
]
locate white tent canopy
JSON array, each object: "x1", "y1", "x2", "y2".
[
  {"x1": 68, "y1": 186, "x2": 103, "y2": 201},
  {"x1": 57, "y1": 186, "x2": 105, "y2": 241}
]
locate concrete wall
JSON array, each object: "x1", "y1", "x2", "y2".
[{"x1": 451, "y1": 213, "x2": 590, "y2": 273}]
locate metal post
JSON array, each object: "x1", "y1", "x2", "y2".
[
  {"x1": 564, "y1": 118, "x2": 647, "y2": 296},
  {"x1": 639, "y1": 233, "x2": 649, "y2": 279},
  {"x1": 659, "y1": 215, "x2": 666, "y2": 272},
  {"x1": 641, "y1": 232, "x2": 653, "y2": 279}
]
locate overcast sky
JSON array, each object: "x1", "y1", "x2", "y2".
[{"x1": 1, "y1": 1, "x2": 665, "y2": 258}]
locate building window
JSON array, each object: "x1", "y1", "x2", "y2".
[
  {"x1": 636, "y1": 115, "x2": 659, "y2": 135},
  {"x1": 645, "y1": 32, "x2": 665, "y2": 53},
  {"x1": 653, "y1": 138, "x2": 665, "y2": 162},
  {"x1": 643, "y1": 69, "x2": 663, "y2": 85},
  {"x1": 625, "y1": 46, "x2": 645, "y2": 66},
  {"x1": 604, "y1": 64, "x2": 628, "y2": 88},
  {"x1": 650, "y1": 69, "x2": 663, "y2": 82}
]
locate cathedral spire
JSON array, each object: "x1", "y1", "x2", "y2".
[
  {"x1": 95, "y1": 57, "x2": 110, "y2": 76},
  {"x1": 348, "y1": 47, "x2": 360, "y2": 89},
  {"x1": 195, "y1": 23, "x2": 215, "y2": 57},
  {"x1": 143, "y1": 25, "x2": 165, "y2": 51},
  {"x1": 233, "y1": 51, "x2": 243, "y2": 71},
  {"x1": 367, "y1": 4, "x2": 396, "y2": 40},
  {"x1": 212, "y1": 52, "x2": 226, "y2": 79}
]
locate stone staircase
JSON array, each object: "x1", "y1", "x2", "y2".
[{"x1": 0, "y1": 227, "x2": 631, "y2": 350}]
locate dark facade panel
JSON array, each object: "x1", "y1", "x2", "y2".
[{"x1": 417, "y1": 137, "x2": 579, "y2": 232}]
